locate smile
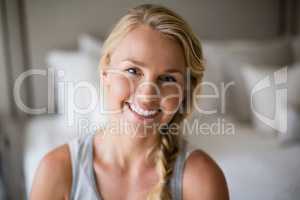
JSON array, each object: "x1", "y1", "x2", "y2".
[{"x1": 125, "y1": 102, "x2": 160, "y2": 119}]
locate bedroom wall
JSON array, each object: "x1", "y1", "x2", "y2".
[
  {"x1": 0, "y1": 2, "x2": 11, "y2": 115},
  {"x1": 24, "y1": 0, "x2": 281, "y2": 110},
  {"x1": 298, "y1": 1, "x2": 300, "y2": 34}
]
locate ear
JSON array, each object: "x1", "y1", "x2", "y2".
[
  {"x1": 100, "y1": 68, "x2": 110, "y2": 86},
  {"x1": 99, "y1": 54, "x2": 111, "y2": 86}
]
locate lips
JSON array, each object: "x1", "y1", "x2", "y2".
[{"x1": 125, "y1": 102, "x2": 161, "y2": 121}]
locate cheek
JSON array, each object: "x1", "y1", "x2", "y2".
[
  {"x1": 160, "y1": 85, "x2": 184, "y2": 111},
  {"x1": 108, "y1": 74, "x2": 132, "y2": 101}
]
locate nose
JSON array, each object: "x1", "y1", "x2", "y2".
[{"x1": 134, "y1": 80, "x2": 161, "y2": 110}]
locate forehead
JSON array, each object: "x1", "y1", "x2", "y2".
[{"x1": 110, "y1": 25, "x2": 186, "y2": 73}]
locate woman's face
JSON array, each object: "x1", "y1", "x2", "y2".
[{"x1": 101, "y1": 25, "x2": 186, "y2": 135}]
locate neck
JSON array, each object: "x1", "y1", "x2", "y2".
[{"x1": 94, "y1": 121, "x2": 160, "y2": 172}]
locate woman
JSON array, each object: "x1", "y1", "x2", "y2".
[{"x1": 30, "y1": 4, "x2": 229, "y2": 200}]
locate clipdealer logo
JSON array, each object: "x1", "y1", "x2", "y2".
[{"x1": 250, "y1": 67, "x2": 287, "y2": 133}]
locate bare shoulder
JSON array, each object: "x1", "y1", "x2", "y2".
[
  {"x1": 30, "y1": 144, "x2": 72, "y2": 200},
  {"x1": 182, "y1": 149, "x2": 229, "y2": 200}
]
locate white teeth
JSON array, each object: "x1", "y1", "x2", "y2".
[{"x1": 129, "y1": 103, "x2": 158, "y2": 117}]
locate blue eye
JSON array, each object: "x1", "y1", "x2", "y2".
[
  {"x1": 160, "y1": 75, "x2": 177, "y2": 82},
  {"x1": 125, "y1": 67, "x2": 139, "y2": 75}
]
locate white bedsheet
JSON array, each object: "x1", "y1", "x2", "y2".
[{"x1": 187, "y1": 117, "x2": 300, "y2": 200}]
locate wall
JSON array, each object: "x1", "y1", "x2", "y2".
[
  {"x1": 0, "y1": 0, "x2": 30, "y2": 117},
  {"x1": 298, "y1": 1, "x2": 300, "y2": 34},
  {"x1": 0, "y1": 0, "x2": 11, "y2": 114}
]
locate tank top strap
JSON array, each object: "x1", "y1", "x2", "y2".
[
  {"x1": 169, "y1": 138, "x2": 199, "y2": 200},
  {"x1": 68, "y1": 133, "x2": 101, "y2": 200}
]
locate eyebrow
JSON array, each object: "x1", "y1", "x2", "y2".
[{"x1": 121, "y1": 58, "x2": 184, "y2": 75}]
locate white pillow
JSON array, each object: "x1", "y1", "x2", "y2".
[
  {"x1": 46, "y1": 34, "x2": 105, "y2": 128},
  {"x1": 202, "y1": 38, "x2": 293, "y2": 122},
  {"x1": 47, "y1": 51, "x2": 101, "y2": 126}
]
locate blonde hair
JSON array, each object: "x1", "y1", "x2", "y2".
[{"x1": 99, "y1": 4, "x2": 204, "y2": 200}]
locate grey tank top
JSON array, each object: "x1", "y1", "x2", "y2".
[{"x1": 68, "y1": 133, "x2": 199, "y2": 200}]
